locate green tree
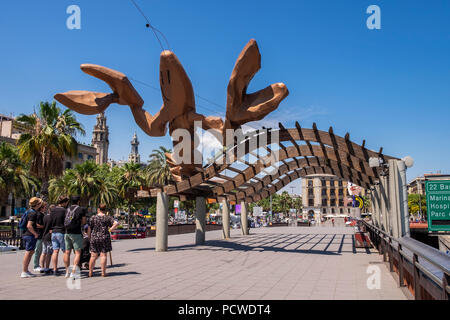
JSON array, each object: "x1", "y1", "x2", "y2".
[
  {"x1": 146, "y1": 146, "x2": 173, "y2": 186},
  {"x1": 49, "y1": 161, "x2": 118, "y2": 209},
  {"x1": 278, "y1": 191, "x2": 292, "y2": 215},
  {"x1": 0, "y1": 142, "x2": 39, "y2": 208},
  {"x1": 408, "y1": 194, "x2": 426, "y2": 219},
  {"x1": 116, "y1": 162, "x2": 145, "y2": 228},
  {"x1": 16, "y1": 101, "x2": 85, "y2": 199},
  {"x1": 361, "y1": 195, "x2": 371, "y2": 213}
]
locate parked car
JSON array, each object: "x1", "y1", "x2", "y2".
[{"x1": 0, "y1": 240, "x2": 18, "y2": 252}]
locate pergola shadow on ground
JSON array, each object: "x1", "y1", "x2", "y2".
[{"x1": 127, "y1": 232, "x2": 372, "y2": 255}]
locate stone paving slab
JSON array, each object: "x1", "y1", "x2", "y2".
[{"x1": 0, "y1": 225, "x2": 407, "y2": 300}]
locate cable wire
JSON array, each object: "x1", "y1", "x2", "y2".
[{"x1": 129, "y1": 0, "x2": 170, "y2": 51}]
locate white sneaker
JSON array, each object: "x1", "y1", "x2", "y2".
[
  {"x1": 65, "y1": 271, "x2": 70, "y2": 278},
  {"x1": 21, "y1": 272, "x2": 33, "y2": 278},
  {"x1": 33, "y1": 267, "x2": 43, "y2": 272}
]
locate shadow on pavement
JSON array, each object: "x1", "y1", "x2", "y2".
[{"x1": 126, "y1": 233, "x2": 365, "y2": 256}]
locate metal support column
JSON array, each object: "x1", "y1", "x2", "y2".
[
  {"x1": 195, "y1": 196, "x2": 206, "y2": 245},
  {"x1": 222, "y1": 199, "x2": 230, "y2": 239},
  {"x1": 156, "y1": 191, "x2": 168, "y2": 252}
]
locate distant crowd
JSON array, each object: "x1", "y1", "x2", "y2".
[{"x1": 19, "y1": 195, "x2": 119, "y2": 278}]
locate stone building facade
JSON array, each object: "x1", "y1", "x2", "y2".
[{"x1": 301, "y1": 174, "x2": 364, "y2": 222}]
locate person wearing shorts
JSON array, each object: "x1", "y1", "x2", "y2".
[
  {"x1": 50, "y1": 196, "x2": 69, "y2": 275},
  {"x1": 64, "y1": 196, "x2": 86, "y2": 279},
  {"x1": 41, "y1": 206, "x2": 54, "y2": 274},
  {"x1": 21, "y1": 197, "x2": 43, "y2": 278},
  {"x1": 32, "y1": 202, "x2": 46, "y2": 272}
]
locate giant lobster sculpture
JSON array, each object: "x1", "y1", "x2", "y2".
[{"x1": 54, "y1": 39, "x2": 289, "y2": 182}]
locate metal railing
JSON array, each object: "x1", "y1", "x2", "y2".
[
  {"x1": 0, "y1": 236, "x2": 22, "y2": 248},
  {"x1": 360, "y1": 220, "x2": 450, "y2": 300}
]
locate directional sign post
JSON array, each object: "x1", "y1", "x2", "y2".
[{"x1": 425, "y1": 180, "x2": 450, "y2": 232}]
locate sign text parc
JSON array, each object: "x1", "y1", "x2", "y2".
[{"x1": 425, "y1": 180, "x2": 450, "y2": 232}]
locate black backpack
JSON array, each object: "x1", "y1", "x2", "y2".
[{"x1": 64, "y1": 205, "x2": 79, "y2": 229}]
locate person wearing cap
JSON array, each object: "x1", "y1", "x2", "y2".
[
  {"x1": 50, "y1": 196, "x2": 69, "y2": 275},
  {"x1": 21, "y1": 197, "x2": 43, "y2": 278}
]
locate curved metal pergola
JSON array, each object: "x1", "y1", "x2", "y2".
[{"x1": 148, "y1": 121, "x2": 398, "y2": 202}]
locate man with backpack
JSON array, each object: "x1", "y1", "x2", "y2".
[
  {"x1": 20, "y1": 197, "x2": 43, "y2": 278},
  {"x1": 63, "y1": 196, "x2": 87, "y2": 279},
  {"x1": 50, "y1": 196, "x2": 69, "y2": 275}
]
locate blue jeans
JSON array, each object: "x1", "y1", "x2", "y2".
[{"x1": 51, "y1": 233, "x2": 65, "y2": 251}]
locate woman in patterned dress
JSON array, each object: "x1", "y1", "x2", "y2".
[{"x1": 87, "y1": 204, "x2": 119, "y2": 277}]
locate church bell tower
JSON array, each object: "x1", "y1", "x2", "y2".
[{"x1": 92, "y1": 112, "x2": 109, "y2": 165}]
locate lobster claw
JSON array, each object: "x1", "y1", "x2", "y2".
[
  {"x1": 54, "y1": 64, "x2": 144, "y2": 115},
  {"x1": 54, "y1": 91, "x2": 118, "y2": 115},
  {"x1": 225, "y1": 39, "x2": 289, "y2": 129}
]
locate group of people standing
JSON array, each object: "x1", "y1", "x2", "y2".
[{"x1": 20, "y1": 195, "x2": 119, "y2": 279}]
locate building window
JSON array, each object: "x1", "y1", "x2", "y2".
[
  {"x1": 308, "y1": 199, "x2": 314, "y2": 207},
  {"x1": 322, "y1": 199, "x2": 327, "y2": 206},
  {"x1": 321, "y1": 188, "x2": 327, "y2": 196},
  {"x1": 339, "y1": 189, "x2": 343, "y2": 196},
  {"x1": 340, "y1": 208, "x2": 343, "y2": 214},
  {"x1": 348, "y1": 208, "x2": 351, "y2": 214},
  {"x1": 321, "y1": 179, "x2": 326, "y2": 187},
  {"x1": 330, "y1": 199, "x2": 336, "y2": 206},
  {"x1": 308, "y1": 179, "x2": 313, "y2": 188},
  {"x1": 330, "y1": 189, "x2": 335, "y2": 196},
  {"x1": 339, "y1": 200, "x2": 344, "y2": 207},
  {"x1": 331, "y1": 208, "x2": 335, "y2": 214},
  {"x1": 338, "y1": 180, "x2": 343, "y2": 187},
  {"x1": 78, "y1": 153, "x2": 83, "y2": 159},
  {"x1": 87, "y1": 155, "x2": 94, "y2": 160},
  {"x1": 65, "y1": 162, "x2": 72, "y2": 169},
  {"x1": 322, "y1": 208, "x2": 327, "y2": 214}
]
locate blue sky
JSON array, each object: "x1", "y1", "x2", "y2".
[{"x1": 1, "y1": 0, "x2": 449, "y2": 194}]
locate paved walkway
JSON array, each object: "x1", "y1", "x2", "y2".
[{"x1": 0, "y1": 225, "x2": 407, "y2": 300}]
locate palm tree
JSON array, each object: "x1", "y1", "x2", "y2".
[
  {"x1": 16, "y1": 101, "x2": 85, "y2": 199},
  {"x1": 278, "y1": 191, "x2": 292, "y2": 216},
  {"x1": 68, "y1": 161, "x2": 101, "y2": 207},
  {"x1": 49, "y1": 161, "x2": 118, "y2": 208},
  {"x1": 116, "y1": 162, "x2": 145, "y2": 228},
  {"x1": 94, "y1": 164, "x2": 118, "y2": 208},
  {"x1": 146, "y1": 146, "x2": 173, "y2": 186},
  {"x1": 48, "y1": 170, "x2": 74, "y2": 203},
  {"x1": 0, "y1": 142, "x2": 39, "y2": 209}
]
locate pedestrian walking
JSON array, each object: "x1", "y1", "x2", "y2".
[
  {"x1": 20, "y1": 197, "x2": 43, "y2": 278},
  {"x1": 32, "y1": 201, "x2": 47, "y2": 273},
  {"x1": 87, "y1": 204, "x2": 119, "y2": 277},
  {"x1": 64, "y1": 196, "x2": 87, "y2": 279},
  {"x1": 50, "y1": 196, "x2": 69, "y2": 275},
  {"x1": 332, "y1": 218, "x2": 335, "y2": 227}
]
